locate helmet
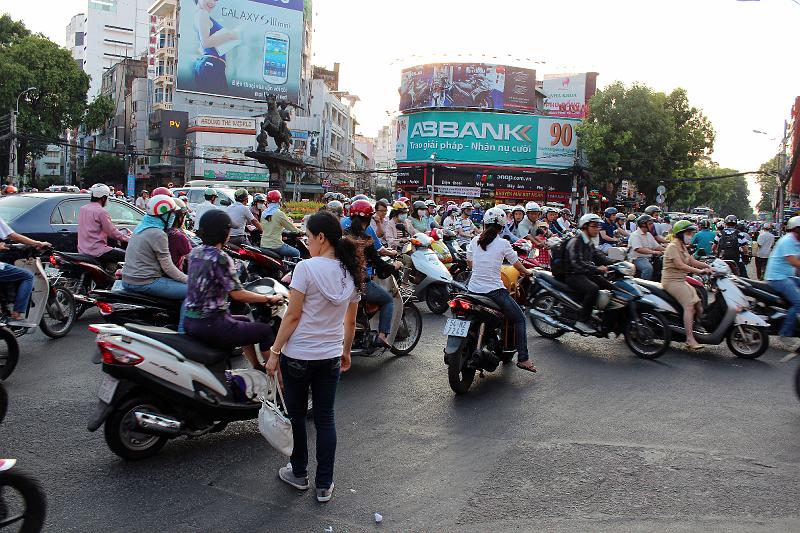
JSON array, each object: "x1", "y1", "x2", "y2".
[
  {"x1": 787, "y1": 216, "x2": 800, "y2": 231},
  {"x1": 391, "y1": 200, "x2": 408, "y2": 210},
  {"x1": 398, "y1": 196, "x2": 410, "y2": 204},
  {"x1": 350, "y1": 199, "x2": 374, "y2": 218},
  {"x1": 560, "y1": 208, "x2": 571, "y2": 216},
  {"x1": 502, "y1": 204, "x2": 513, "y2": 213},
  {"x1": 152, "y1": 187, "x2": 173, "y2": 197},
  {"x1": 412, "y1": 200, "x2": 427, "y2": 210},
  {"x1": 115, "y1": 190, "x2": 124, "y2": 196},
  {"x1": 512, "y1": 204, "x2": 525, "y2": 214},
  {"x1": 672, "y1": 220, "x2": 698, "y2": 235},
  {"x1": 483, "y1": 207, "x2": 508, "y2": 226},
  {"x1": 460, "y1": 201, "x2": 473, "y2": 210},
  {"x1": 266, "y1": 190, "x2": 281, "y2": 203},
  {"x1": 724, "y1": 214, "x2": 738, "y2": 225},
  {"x1": 89, "y1": 183, "x2": 111, "y2": 199},
  {"x1": 234, "y1": 188, "x2": 249, "y2": 201},
  {"x1": 636, "y1": 214, "x2": 654, "y2": 227},
  {"x1": 525, "y1": 201, "x2": 541, "y2": 213},
  {"x1": 3, "y1": 185, "x2": 17, "y2": 195},
  {"x1": 173, "y1": 197, "x2": 188, "y2": 213},
  {"x1": 604, "y1": 207, "x2": 618, "y2": 218},
  {"x1": 326, "y1": 200, "x2": 344, "y2": 216},
  {"x1": 644, "y1": 205, "x2": 661, "y2": 215},
  {"x1": 424, "y1": 199, "x2": 436, "y2": 207},
  {"x1": 253, "y1": 193, "x2": 266, "y2": 203},
  {"x1": 698, "y1": 219, "x2": 710, "y2": 229},
  {"x1": 446, "y1": 204, "x2": 460, "y2": 215},
  {"x1": 578, "y1": 213, "x2": 603, "y2": 228},
  {"x1": 204, "y1": 187, "x2": 218, "y2": 198},
  {"x1": 146, "y1": 195, "x2": 178, "y2": 216},
  {"x1": 141, "y1": 190, "x2": 149, "y2": 196},
  {"x1": 627, "y1": 213, "x2": 637, "y2": 221}
]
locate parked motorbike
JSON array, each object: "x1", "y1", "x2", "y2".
[
  {"x1": 87, "y1": 277, "x2": 288, "y2": 460},
  {"x1": 734, "y1": 276, "x2": 788, "y2": 336},
  {"x1": 633, "y1": 259, "x2": 769, "y2": 358},
  {"x1": 0, "y1": 382, "x2": 47, "y2": 532},
  {"x1": 402, "y1": 233, "x2": 464, "y2": 314},
  {"x1": 528, "y1": 262, "x2": 672, "y2": 359}
]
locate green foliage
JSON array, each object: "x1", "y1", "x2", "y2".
[
  {"x1": 577, "y1": 82, "x2": 715, "y2": 202},
  {"x1": 374, "y1": 186, "x2": 392, "y2": 202},
  {"x1": 0, "y1": 16, "x2": 89, "y2": 175},
  {"x1": 756, "y1": 154, "x2": 781, "y2": 214},
  {"x1": 671, "y1": 162, "x2": 753, "y2": 220},
  {"x1": 85, "y1": 95, "x2": 115, "y2": 133},
  {"x1": 80, "y1": 154, "x2": 126, "y2": 186}
]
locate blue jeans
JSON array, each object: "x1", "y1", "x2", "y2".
[
  {"x1": 633, "y1": 258, "x2": 653, "y2": 281},
  {"x1": 122, "y1": 278, "x2": 187, "y2": 331},
  {"x1": 364, "y1": 280, "x2": 393, "y2": 334},
  {"x1": 481, "y1": 288, "x2": 530, "y2": 362},
  {"x1": 267, "y1": 243, "x2": 300, "y2": 258},
  {"x1": 770, "y1": 277, "x2": 800, "y2": 337},
  {"x1": 280, "y1": 355, "x2": 341, "y2": 490},
  {"x1": 0, "y1": 263, "x2": 33, "y2": 314}
]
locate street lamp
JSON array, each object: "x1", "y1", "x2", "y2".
[
  {"x1": 15, "y1": 87, "x2": 37, "y2": 115},
  {"x1": 9, "y1": 87, "x2": 37, "y2": 185},
  {"x1": 430, "y1": 152, "x2": 437, "y2": 203}
]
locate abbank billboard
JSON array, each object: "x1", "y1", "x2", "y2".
[
  {"x1": 395, "y1": 111, "x2": 580, "y2": 169},
  {"x1": 176, "y1": 0, "x2": 304, "y2": 102}
]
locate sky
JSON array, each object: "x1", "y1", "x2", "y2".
[{"x1": 4, "y1": 0, "x2": 800, "y2": 207}]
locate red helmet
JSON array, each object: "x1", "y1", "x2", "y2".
[
  {"x1": 267, "y1": 190, "x2": 282, "y2": 203},
  {"x1": 349, "y1": 199, "x2": 374, "y2": 218},
  {"x1": 4, "y1": 185, "x2": 17, "y2": 194},
  {"x1": 176, "y1": 190, "x2": 188, "y2": 197},
  {"x1": 152, "y1": 186, "x2": 173, "y2": 197},
  {"x1": 398, "y1": 196, "x2": 410, "y2": 204},
  {"x1": 115, "y1": 190, "x2": 124, "y2": 196}
]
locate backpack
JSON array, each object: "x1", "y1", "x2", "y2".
[
  {"x1": 718, "y1": 231, "x2": 740, "y2": 260},
  {"x1": 549, "y1": 236, "x2": 573, "y2": 280}
]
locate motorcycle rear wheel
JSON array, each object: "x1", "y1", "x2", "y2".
[
  {"x1": 390, "y1": 303, "x2": 422, "y2": 356},
  {"x1": 447, "y1": 334, "x2": 476, "y2": 395},
  {"x1": 529, "y1": 294, "x2": 566, "y2": 339},
  {"x1": 0, "y1": 469, "x2": 47, "y2": 532},
  {"x1": 0, "y1": 328, "x2": 20, "y2": 381},
  {"x1": 39, "y1": 287, "x2": 76, "y2": 339},
  {"x1": 104, "y1": 397, "x2": 168, "y2": 460},
  {"x1": 425, "y1": 285, "x2": 450, "y2": 315},
  {"x1": 624, "y1": 310, "x2": 670, "y2": 359},
  {"x1": 725, "y1": 325, "x2": 768, "y2": 359}
]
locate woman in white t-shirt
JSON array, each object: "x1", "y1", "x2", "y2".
[
  {"x1": 467, "y1": 207, "x2": 537, "y2": 373},
  {"x1": 267, "y1": 211, "x2": 363, "y2": 503}
]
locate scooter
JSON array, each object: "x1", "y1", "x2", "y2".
[
  {"x1": 48, "y1": 250, "x2": 119, "y2": 318},
  {"x1": 87, "y1": 277, "x2": 289, "y2": 460},
  {"x1": 734, "y1": 276, "x2": 788, "y2": 336},
  {"x1": 635, "y1": 259, "x2": 770, "y2": 358},
  {"x1": 527, "y1": 262, "x2": 672, "y2": 359},
  {"x1": 0, "y1": 382, "x2": 47, "y2": 531},
  {"x1": 402, "y1": 233, "x2": 464, "y2": 314},
  {"x1": 430, "y1": 229, "x2": 470, "y2": 285}
]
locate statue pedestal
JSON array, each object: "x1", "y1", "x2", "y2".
[{"x1": 245, "y1": 150, "x2": 305, "y2": 194}]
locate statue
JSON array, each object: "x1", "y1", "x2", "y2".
[{"x1": 256, "y1": 95, "x2": 301, "y2": 154}]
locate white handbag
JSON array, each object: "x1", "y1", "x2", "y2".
[{"x1": 258, "y1": 374, "x2": 293, "y2": 456}]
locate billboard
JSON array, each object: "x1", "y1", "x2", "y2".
[
  {"x1": 399, "y1": 63, "x2": 537, "y2": 113},
  {"x1": 542, "y1": 73, "x2": 598, "y2": 118},
  {"x1": 395, "y1": 111, "x2": 580, "y2": 169},
  {"x1": 176, "y1": 0, "x2": 304, "y2": 102}
]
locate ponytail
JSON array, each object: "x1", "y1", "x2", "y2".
[
  {"x1": 478, "y1": 224, "x2": 501, "y2": 251},
  {"x1": 306, "y1": 211, "x2": 365, "y2": 293}
]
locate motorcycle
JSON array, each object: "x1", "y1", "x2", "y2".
[
  {"x1": 430, "y1": 229, "x2": 470, "y2": 286},
  {"x1": 527, "y1": 262, "x2": 672, "y2": 359},
  {"x1": 401, "y1": 232, "x2": 464, "y2": 314},
  {"x1": 734, "y1": 276, "x2": 789, "y2": 336},
  {"x1": 443, "y1": 267, "x2": 534, "y2": 394},
  {"x1": 87, "y1": 277, "x2": 289, "y2": 460},
  {"x1": 48, "y1": 250, "x2": 119, "y2": 317},
  {"x1": 634, "y1": 259, "x2": 769, "y2": 358},
  {"x1": 0, "y1": 382, "x2": 47, "y2": 531}
]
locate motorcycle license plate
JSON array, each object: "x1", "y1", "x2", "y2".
[
  {"x1": 44, "y1": 265, "x2": 59, "y2": 278},
  {"x1": 97, "y1": 375, "x2": 119, "y2": 404},
  {"x1": 443, "y1": 318, "x2": 470, "y2": 337}
]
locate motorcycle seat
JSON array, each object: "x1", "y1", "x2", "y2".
[
  {"x1": 58, "y1": 252, "x2": 102, "y2": 265},
  {"x1": 93, "y1": 289, "x2": 182, "y2": 309},
  {"x1": 125, "y1": 324, "x2": 232, "y2": 365},
  {"x1": 637, "y1": 280, "x2": 682, "y2": 312},
  {"x1": 747, "y1": 279, "x2": 782, "y2": 296},
  {"x1": 463, "y1": 292, "x2": 502, "y2": 311},
  {"x1": 536, "y1": 272, "x2": 575, "y2": 295}
]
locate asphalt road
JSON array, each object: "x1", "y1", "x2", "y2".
[{"x1": 2, "y1": 305, "x2": 800, "y2": 533}]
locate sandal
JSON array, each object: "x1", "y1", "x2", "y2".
[
  {"x1": 516, "y1": 361, "x2": 538, "y2": 373},
  {"x1": 684, "y1": 343, "x2": 703, "y2": 352}
]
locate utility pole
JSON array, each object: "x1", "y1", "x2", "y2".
[{"x1": 7, "y1": 109, "x2": 15, "y2": 183}]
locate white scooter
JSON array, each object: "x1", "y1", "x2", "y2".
[
  {"x1": 401, "y1": 232, "x2": 466, "y2": 314},
  {"x1": 86, "y1": 277, "x2": 289, "y2": 460},
  {"x1": 635, "y1": 258, "x2": 770, "y2": 358}
]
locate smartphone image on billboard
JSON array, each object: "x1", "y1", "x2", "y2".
[{"x1": 263, "y1": 32, "x2": 289, "y2": 85}]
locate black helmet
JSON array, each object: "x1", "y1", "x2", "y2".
[
  {"x1": 636, "y1": 214, "x2": 653, "y2": 227},
  {"x1": 724, "y1": 214, "x2": 737, "y2": 225}
]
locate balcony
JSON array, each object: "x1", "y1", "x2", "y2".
[
  {"x1": 149, "y1": 0, "x2": 177, "y2": 18},
  {"x1": 152, "y1": 101, "x2": 172, "y2": 111},
  {"x1": 156, "y1": 18, "x2": 175, "y2": 32},
  {"x1": 154, "y1": 73, "x2": 174, "y2": 85},
  {"x1": 155, "y1": 46, "x2": 175, "y2": 58}
]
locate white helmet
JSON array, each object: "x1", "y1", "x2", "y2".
[
  {"x1": 787, "y1": 216, "x2": 800, "y2": 231},
  {"x1": 525, "y1": 201, "x2": 541, "y2": 213},
  {"x1": 512, "y1": 204, "x2": 526, "y2": 214},
  {"x1": 89, "y1": 183, "x2": 111, "y2": 199},
  {"x1": 483, "y1": 207, "x2": 508, "y2": 226},
  {"x1": 460, "y1": 201, "x2": 473, "y2": 210},
  {"x1": 578, "y1": 213, "x2": 603, "y2": 228}
]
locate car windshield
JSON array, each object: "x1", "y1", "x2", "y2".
[{"x1": 0, "y1": 196, "x2": 47, "y2": 222}]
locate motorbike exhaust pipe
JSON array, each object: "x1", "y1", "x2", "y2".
[
  {"x1": 528, "y1": 309, "x2": 578, "y2": 332},
  {"x1": 133, "y1": 411, "x2": 182, "y2": 436}
]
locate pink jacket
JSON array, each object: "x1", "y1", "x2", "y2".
[{"x1": 77, "y1": 201, "x2": 129, "y2": 257}]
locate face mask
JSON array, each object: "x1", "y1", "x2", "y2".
[
  {"x1": 683, "y1": 234, "x2": 693, "y2": 245},
  {"x1": 398, "y1": 214, "x2": 408, "y2": 221},
  {"x1": 418, "y1": 209, "x2": 427, "y2": 217},
  {"x1": 256, "y1": 203, "x2": 264, "y2": 209}
]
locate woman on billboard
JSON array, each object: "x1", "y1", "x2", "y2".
[{"x1": 192, "y1": 0, "x2": 240, "y2": 95}]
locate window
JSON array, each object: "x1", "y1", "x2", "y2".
[
  {"x1": 154, "y1": 87, "x2": 164, "y2": 103},
  {"x1": 74, "y1": 31, "x2": 84, "y2": 46},
  {"x1": 0, "y1": 196, "x2": 47, "y2": 222},
  {"x1": 55, "y1": 199, "x2": 88, "y2": 224},
  {"x1": 45, "y1": 163, "x2": 59, "y2": 171},
  {"x1": 106, "y1": 200, "x2": 143, "y2": 225},
  {"x1": 187, "y1": 190, "x2": 205, "y2": 204}
]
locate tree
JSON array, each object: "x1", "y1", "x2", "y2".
[
  {"x1": 577, "y1": 82, "x2": 715, "y2": 203},
  {"x1": 80, "y1": 154, "x2": 125, "y2": 187},
  {"x1": 0, "y1": 17, "x2": 89, "y2": 176},
  {"x1": 756, "y1": 154, "x2": 781, "y2": 214},
  {"x1": 85, "y1": 95, "x2": 116, "y2": 133},
  {"x1": 671, "y1": 162, "x2": 753, "y2": 220}
]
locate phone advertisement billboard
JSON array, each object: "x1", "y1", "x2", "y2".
[
  {"x1": 395, "y1": 111, "x2": 580, "y2": 169},
  {"x1": 399, "y1": 63, "x2": 537, "y2": 113},
  {"x1": 176, "y1": 0, "x2": 304, "y2": 102}
]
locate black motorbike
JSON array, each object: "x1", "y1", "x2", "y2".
[{"x1": 734, "y1": 276, "x2": 788, "y2": 335}]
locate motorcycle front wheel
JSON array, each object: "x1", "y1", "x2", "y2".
[
  {"x1": 0, "y1": 469, "x2": 47, "y2": 532},
  {"x1": 0, "y1": 328, "x2": 20, "y2": 381},
  {"x1": 390, "y1": 303, "x2": 423, "y2": 356},
  {"x1": 725, "y1": 325, "x2": 769, "y2": 359},
  {"x1": 425, "y1": 285, "x2": 450, "y2": 315},
  {"x1": 624, "y1": 309, "x2": 671, "y2": 359},
  {"x1": 39, "y1": 288, "x2": 76, "y2": 339}
]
